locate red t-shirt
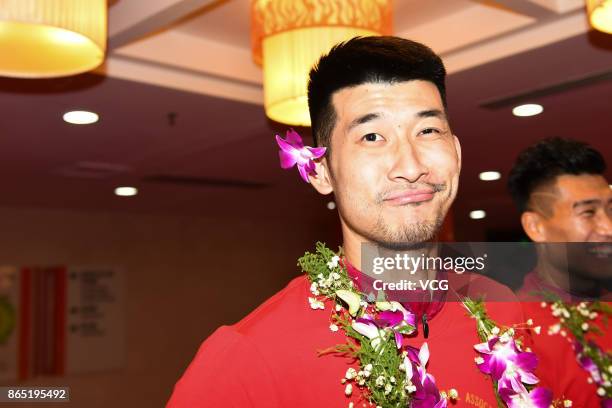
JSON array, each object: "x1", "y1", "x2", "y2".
[
  {"x1": 518, "y1": 271, "x2": 612, "y2": 407},
  {"x1": 167, "y1": 274, "x2": 528, "y2": 407}
]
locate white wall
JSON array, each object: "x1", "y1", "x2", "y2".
[{"x1": 0, "y1": 206, "x2": 339, "y2": 407}]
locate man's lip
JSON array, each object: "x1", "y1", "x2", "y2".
[{"x1": 383, "y1": 190, "x2": 436, "y2": 205}]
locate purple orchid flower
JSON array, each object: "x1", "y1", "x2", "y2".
[
  {"x1": 498, "y1": 386, "x2": 552, "y2": 408},
  {"x1": 575, "y1": 341, "x2": 604, "y2": 385},
  {"x1": 351, "y1": 307, "x2": 416, "y2": 349},
  {"x1": 275, "y1": 129, "x2": 326, "y2": 183},
  {"x1": 405, "y1": 343, "x2": 447, "y2": 408},
  {"x1": 474, "y1": 337, "x2": 539, "y2": 388}
]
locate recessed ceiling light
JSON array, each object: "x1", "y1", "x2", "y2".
[
  {"x1": 470, "y1": 210, "x2": 486, "y2": 220},
  {"x1": 63, "y1": 110, "x2": 99, "y2": 125},
  {"x1": 512, "y1": 104, "x2": 543, "y2": 117},
  {"x1": 479, "y1": 171, "x2": 501, "y2": 181},
  {"x1": 327, "y1": 201, "x2": 336, "y2": 210},
  {"x1": 114, "y1": 186, "x2": 137, "y2": 197}
]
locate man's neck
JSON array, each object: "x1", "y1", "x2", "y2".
[
  {"x1": 341, "y1": 228, "x2": 438, "y2": 284},
  {"x1": 534, "y1": 257, "x2": 602, "y2": 299}
]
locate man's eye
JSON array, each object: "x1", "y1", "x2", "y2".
[
  {"x1": 581, "y1": 210, "x2": 595, "y2": 217},
  {"x1": 362, "y1": 133, "x2": 383, "y2": 142},
  {"x1": 419, "y1": 128, "x2": 440, "y2": 136}
]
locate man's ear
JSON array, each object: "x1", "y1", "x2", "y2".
[
  {"x1": 521, "y1": 211, "x2": 547, "y2": 242},
  {"x1": 453, "y1": 134, "x2": 462, "y2": 171},
  {"x1": 309, "y1": 158, "x2": 334, "y2": 195}
]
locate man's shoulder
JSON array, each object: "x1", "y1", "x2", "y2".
[{"x1": 232, "y1": 274, "x2": 313, "y2": 333}]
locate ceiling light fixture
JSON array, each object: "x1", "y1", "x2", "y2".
[
  {"x1": 63, "y1": 110, "x2": 99, "y2": 125},
  {"x1": 512, "y1": 104, "x2": 543, "y2": 117},
  {"x1": 470, "y1": 210, "x2": 486, "y2": 220},
  {"x1": 479, "y1": 171, "x2": 501, "y2": 181},
  {"x1": 587, "y1": 0, "x2": 612, "y2": 34},
  {"x1": 0, "y1": 0, "x2": 107, "y2": 78},
  {"x1": 114, "y1": 187, "x2": 138, "y2": 197},
  {"x1": 251, "y1": 0, "x2": 392, "y2": 126}
]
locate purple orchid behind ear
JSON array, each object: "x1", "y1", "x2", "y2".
[{"x1": 275, "y1": 129, "x2": 326, "y2": 183}]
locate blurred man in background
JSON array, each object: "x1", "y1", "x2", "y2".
[{"x1": 508, "y1": 137, "x2": 612, "y2": 407}]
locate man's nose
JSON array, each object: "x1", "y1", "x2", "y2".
[{"x1": 387, "y1": 140, "x2": 428, "y2": 183}]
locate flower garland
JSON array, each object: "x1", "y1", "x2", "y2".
[
  {"x1": 543, "y1": 299, "x2": 612, "y2": 406},
  {"x1": 299, "y1": 242, "x2": 564, "y2": 408}
]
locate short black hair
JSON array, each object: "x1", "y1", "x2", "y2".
[
  {"x1": 507, "y1": 137, "x2": 607, "y2": 213},
  {"x1": 307, "y1": 36, "x2": 447, "y2": 151}
]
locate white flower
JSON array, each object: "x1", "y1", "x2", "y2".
[
  {"x1": 597, "y1": 387, "x2": 605, "y2": 397},
  {"x1": 308, "y1": 297, "x2": 325, "y2": 310},
  {"x1": 582, "y1": 323, "x2": 589, "y2": 331},
  {"x1": 534, "y1": 326, "x2": 541, "y2": 335},
  {"x1": 345, "y1": 368, "x2": 357, "y2": 380},
  {"x1": 590, "y1": 312, "x2": 598, "y2": 320},
  {"x1": 336, "y1": 290, "x2": 361, "y2": 316},
  {"x1": 500, "y1": 332, "x2": 511, "y2": 343},
  {"x1": 491, "y1": 326, "x2": 500, "y2": 335},
  {"x1": 389, "y1": 376, "x2": 396, "y2": 384},
  {"x1": 310, "y1": 282, "x2": 319, "y2": 295},
  {"x1": 507, "y1": 328, "x2": 515, "y2": 337},
  {"x1": 541, "y1": 301, "x2": 547, "y2": 308},
  {"x1": 562, "y1": 309, "x2": 570, "y2": 319},
  {"x1": 384, "y1": 383, "x2": 393, "y2": 395},
  {"x1": 548, "y1": 323, "x2": 561, "y2": 335},
  {"x1": 526, "y1": 319, "x2": 533, "y2": 326},
  {"x1": 345, "y1": 383, "x2": 353, "y2": 396},
  {"x1": 335, "y1": 304, "x2": 342, "y2": 312},
  {"x1": 364, "y1": 363, "x2": 373, "y2": 373},
  {"x1": 475, "y1": 356, "x2": 485, "y2": 364},
  {"x1": 327, "y1": 255, "x2": 340, "y2": 269},
  {"x1": 405, "y1": 383, "x2": 417, "y2": 393},
  {"x1": 563, "y1": 400, "x2": 573, "y2": 407},
  {"x1": 608, "y1": 365, "x2": 612, "y2": 374},
  {"x1": 329, "y1": 323, "x2": 339, "y2": 332},
  {"x1": 449, "y1": 389, "x2": 459, "y2": 400},
  {"x1": 348, "y1": 403, "x2": 354, "y2": 408},
  {"x1": 375, "y1": 376, "x2": 385, "y2": 388},
  {"x1": 331, "y1": 272, "x2": 341, "y2": 281},
  {"x1": 560, "y1": 330, "x2": 567, "y2": 337}
]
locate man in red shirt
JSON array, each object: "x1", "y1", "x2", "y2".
[
  {"x1": 508, "y1": 137, "x2": 612, "y2": 406},
  {"x1": 168, "y1": 37, "x2": 534, "y2": 407}
]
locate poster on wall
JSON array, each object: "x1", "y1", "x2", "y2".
[
  {"x1": 0, "y1": 266, "x2": 125, "y2": 381},
  {"x1": 65, "y1": 267, "x2": 125, "y2": 374}
]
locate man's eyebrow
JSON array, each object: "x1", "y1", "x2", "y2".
[
  {"x1": 347, "y1": 112, "x2": 381, "y2": 132},
  {"x1": 573, "y1": 199, "x2": 602, "y2": 209},
  {"x1": 417, "y1": 109, "x2": 446, "y2": 120}
]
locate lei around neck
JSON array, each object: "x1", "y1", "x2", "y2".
[{"x1": 299, "y1": 242, "x2": 565, "y2": 408}]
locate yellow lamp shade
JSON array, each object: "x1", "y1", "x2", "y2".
[
  {"x1": 252, "y1": 0, "x2": 392, "y2": 127},
  {"x1": 0, "y1": 0, "x2": 107, "y2": 78},
  {"x1": 587, "y1": 0, "x2": 612, "y2": 34}
]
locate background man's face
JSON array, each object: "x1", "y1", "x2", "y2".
[
  {"x1": 324, "y1": 80, "x2": 461, "y2": 248},
  {"x1": 538, "y1": 174, "x2": 612, "y2": 242},
  {"x1": 534, "y1": 174, "x2": 612, "y2": 280}
]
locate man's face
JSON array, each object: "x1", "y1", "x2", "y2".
[
  {"x1": 316, "y1": 80, "x2": 461, "y2": 248},
  {"x1": 532, "y1": 174, "x2": 612, "y2": 281},
  {"x1": 537, "y1": 174, "x2": 612, "y2": 242}
]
